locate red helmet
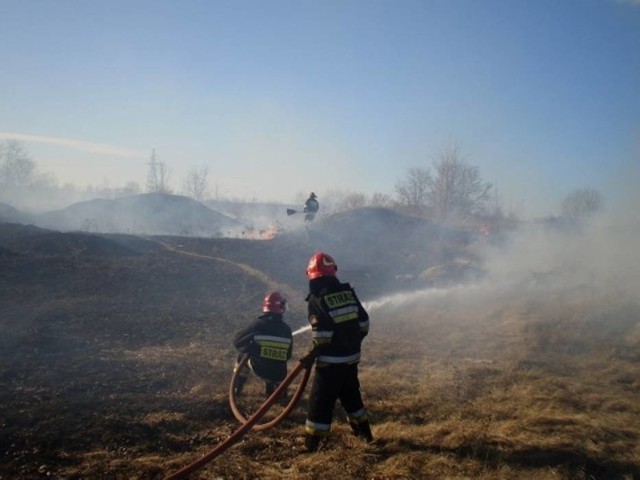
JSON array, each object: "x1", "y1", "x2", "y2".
[
  {"x1": 306, "y1": 251, "x2": 337, "y2": 280},
  {"x1": 263, "y1": 291, "x2": 287, "y2": 314}
]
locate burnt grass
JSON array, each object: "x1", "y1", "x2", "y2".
[{"x1": 1, "y1": 223, "x2": 640, "y2": 479}]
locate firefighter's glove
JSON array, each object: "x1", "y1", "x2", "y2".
[{"x1": 299, "y1": 348, "x2": 318, "y2": 369}]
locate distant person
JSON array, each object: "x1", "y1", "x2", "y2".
[
  {"x1": 299, "y1": 251, "x2": 373, "y2": 452},
  {"x1": 233, "y1": 291, "x2": 293, "y2": 398},
  {"x1": 303, "y1": 192, "x2": 319, "y2": 222}
]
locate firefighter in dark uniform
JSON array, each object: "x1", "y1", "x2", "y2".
[
  {"x1": 233, "y1": 291, "x2": 293, "y2": 398},
  {"x1": 303, "y1": 192, "x2": 319, "y2": 222},
  {"x1": 300, "y1": 251, "x2": 373, "y2": 452}
]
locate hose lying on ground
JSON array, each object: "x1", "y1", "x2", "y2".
[
  {"x1": 164, "y1": 359, "x2": 310, "y2": 480},
  {"x1": 229, "y1": 353, "x2": 311, "y2": 431}
]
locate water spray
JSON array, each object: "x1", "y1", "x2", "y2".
[
  {"x1": 165, "y1": 289, "x2": 449, "y2": 478},
  {"x1": 292, "y1": 324, "x2": 311, "y2": 336},
  {"x1": 290, "y1": 292, "x2": 442, "y2": 337}
]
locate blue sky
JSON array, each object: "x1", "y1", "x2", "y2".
[{"x1": 1, "y1": 0, "x2": 639, "y2": 217}]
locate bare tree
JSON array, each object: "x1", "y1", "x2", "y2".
[
  {"x1": 321, "y1": 189, "x2": 347, "y2": 215},
  {"x1": 0, "y1": 140, "x2": 36, "y2": 187},
  {"x1": 340, "y1": 192, "x2": 367, "y2": 211},
  {"x1": 561, "y1": 187, "x2": 603, "y2": 220},
  {"x1": 370, "y1": 192, "x2": 395, "y2": 207},
  {"x1": 394, "y1": 167, "x2": 432, "y2": 209},
  {"x1": 428, "y1": 145, "x2": 492, "y2": 220},
  {"x1": 122, "y1": 181, "x2": 141, "y2": 196},
  {"x1": 183, "y1": 165, "x2": 210, "y2": 202}
]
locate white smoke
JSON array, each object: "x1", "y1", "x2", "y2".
[{"x1": 360, "y1": 215, "x2": 640, "y2": 314}]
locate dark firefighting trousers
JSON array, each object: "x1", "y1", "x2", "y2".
[
  {"x1": 234, "y1": 354, "x2": 281, "y2": 398},
  {"x1": 305, "y1": 363, "x2": 370, "y2": 443}
]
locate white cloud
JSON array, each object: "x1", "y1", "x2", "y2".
[{"x1": 0, "y1": 132, "x2": 146, "y2": 158}]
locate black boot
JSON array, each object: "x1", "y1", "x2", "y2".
[
  {"x1": 233, "y1": 375, "x2": 248, "y2": 396},
  {"x1": 278, "y1": 389, "x2": 290, "y2": 406},
  {"x1": 304, "y1": 434, "x2": 321, "y2": 453},
  {"x1": 358, "y1": 420, "x2": 374, "y2": 443},
  {"x1": 265, "y1": 381, "x2": 282, "y2": 398},
  {"x1": 265, "y1": 382, "x2": 274, "y2": 397},
  {"x1": 350, "y1": 420, "x2": 374, "y2": 443}
]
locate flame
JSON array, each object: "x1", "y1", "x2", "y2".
[{"x1": 242, "y1": 223, "x2": 281, "y2": 240}]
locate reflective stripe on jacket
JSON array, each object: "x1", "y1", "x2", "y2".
[
  {"x1": 233, "y1": 313, "x2": 293, "y2": 381},
  {"x1": 307, "y1": 281, "x2": 369, "y2": 367}
]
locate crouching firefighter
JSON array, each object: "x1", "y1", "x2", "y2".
[
  {"x1": 299, "y1": 251, "x2": 373, "y2": 452},
  {"x1": 233, "y1": 291, "x2": 293, "y2": 398}
]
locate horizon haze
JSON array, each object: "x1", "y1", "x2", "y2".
[{"x1": 1, "y1": 0, "x2": 639, "y2": 218}]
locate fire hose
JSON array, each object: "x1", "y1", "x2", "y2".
[
  {"x1": 229, "y1": 353, "x2": 311, "y2": 431},
  {"x1": 164, "y1": 356, "x2": 312, "y2": 479}
]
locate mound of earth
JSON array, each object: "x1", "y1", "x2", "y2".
[
  {"x1": 159, "y1": 207, "x2": 484, "y2": 299},
  {"x1": 0, "y1": 223, "x2": 137, "y2": 257},
  {"x1": 35, "y1": 193, "x2": 243, "y2": 237},
  {"x1": 0, "y1": 245, "x2": 20, "y2": 257},
  {"x1": 0, "y1": 201, "x2": 31, "y2": 224},
  {"x1": 304, "y1": 207, "x2": 472, "y2": 269},
  {"x1": 205, "y1": 199, "x2": 298, "y2": 231}
]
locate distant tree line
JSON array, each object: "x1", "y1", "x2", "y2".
[
  {"x1": 144, "y1": 149, "x2": 212, "y2": 203},
  {"x1": 394, "y1": 144, "x2": 493, "y2": 221},
  {"x1": 393, "y1": 145, "x2": 604, "y2": 228},
  {"x1": 1, "y1": 139, "x2": 604, "y2": 227},
  {"x1": 0, "y1": 141, "x2": 212, "y2": 207},
  {"x1": 561, "y1": 187, "x2": 602, "y2": 221},
  {"x1": 0, "y1": 140, "x2": 36, "y2": 187}
]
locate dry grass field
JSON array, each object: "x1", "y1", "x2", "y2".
[{"x1": 1, "y1": 220, "x2": 639, "y2": 479}]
